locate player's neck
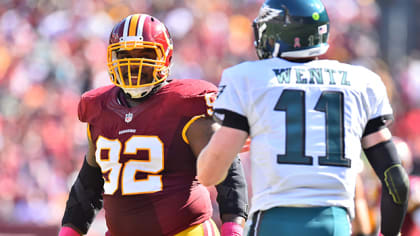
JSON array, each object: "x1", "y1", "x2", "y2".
[
  {"x1": 118, "y1": 81, "x2": 169, "y2": 108},
  {"x1": 118, "y1": 90, "x2": 149, "y2": 108},
  {"x1": 125, "y1": 96, "x2": 144, "y2": 108}
]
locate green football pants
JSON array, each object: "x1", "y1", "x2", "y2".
[{"x1": 246, "y1": 206, "x2": 351, "y2": 236}]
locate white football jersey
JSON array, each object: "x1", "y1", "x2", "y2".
[{"x1": 214, "y1": 58, "x2": 393, "y2": 218}]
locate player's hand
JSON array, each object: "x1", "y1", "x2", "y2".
[
  {"x1": 220, "y1": 222, "x2": 243, "y2": 236},
  {"x1": 59, "y1": 226, "x2": 81, "y2": 236}
]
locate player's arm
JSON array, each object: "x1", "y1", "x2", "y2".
[
  {"x1": 196, "y1": 125, "x2": 248, "y2": 186},
  {"x1": 187, "y1": 116, "x2": 248, "y2": 233},
  {"x1": 196, "y1": 107, "x2": 249, "y2": 187},
  {"x1": 362, "y1": 127, "x2": 409, "y2": 236},
  {"x1": 59, "y1": 133, "x2": 104, "y2": 235}
]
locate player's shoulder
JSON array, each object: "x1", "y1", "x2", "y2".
[
  {"x1": 349, "y1": 63, "x2": 384, "y2": 89},
  {"x1": 342, "y1": 61, "x2": 378, "y2": 75},
  {"x1": 78, "y1": 85, "x2": 117, "y2": 123},
  {"x1": 317, "y1": 59, "x2": 384, "y2": 87},
  {"x1": 335, "y1": 60, "x2": 381, "y2": 81},
  {"x1": 161, "y1": 79, "x2": 217, "y2": 97},
  {"x1": 81, "y1": 85, "x2": 117, "y2": 103},
  {"x1": 220, "y1": 60, "x2": 256, "y2": 86},
  {"x1": 158, "y1": 79, "x2": 215, "y2": 117}
]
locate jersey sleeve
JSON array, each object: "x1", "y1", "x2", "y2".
[
  {"x1": 183, "y1": 80, "x2": 218, "y2": 118},
  {"x1": 77, "y1": 95, "x2": 89, "y2": 123},
  {"x1": 179, "y1": 80, "x2": 218, "y2": 144},
  {"x1": 363, "y1": 70, "x2": 394, "y2": 136},
  {"x1": 213, "y1": 68, "x2": 250, "y2": 133},
  {"x1": 77, "y1": 92, "x2": 102, "y2": 124},
  {"x1": 189, "y1": 92, "x2": 216, "y2": 118}
]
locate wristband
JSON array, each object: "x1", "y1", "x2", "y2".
[
  {"x1": 59, "y1": 226, "x2": 81, "y2": 236},
  {"x1": 221, "y1": 222, "x2": 243, "y2": 236}
]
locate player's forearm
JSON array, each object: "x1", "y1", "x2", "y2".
[
  {"x1": 197, "y1": 145, "x2": 231, "y2": 186},
  {"x1": 215, "y1": 156, "x2": 249, "y2": 220},
  {"x1": 379, "y1": 186, "x2": 407, "y2": 236},
  {"x1": 363, "y1": 140, "x2": 409, "y2": 235},
  {"x1": 197, "y1": 127, "x2": 248, "y2": 186},
  {"x1": 61, "y1": 157, "x2": 104, "y2": 234}
]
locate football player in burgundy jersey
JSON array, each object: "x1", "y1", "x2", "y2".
[{"x1": 59, "y1": 14, "x2": 248, "y2": 236}]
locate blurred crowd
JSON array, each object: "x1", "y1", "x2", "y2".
[{"x1": 0, "y1": 0, "x2": 419, "y2": 235}]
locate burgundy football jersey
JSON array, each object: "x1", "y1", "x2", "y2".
[{"x1": 78, "y1": 79, "x2": 217, "y2": 236}]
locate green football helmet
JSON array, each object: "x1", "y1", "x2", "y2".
[{"x1": 253, "y1": 0, "x2": 330, "y2": 59}]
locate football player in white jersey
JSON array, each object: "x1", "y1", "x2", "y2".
[{"x1": 197, "y1": 0, "x2": 409, "y2": 235}]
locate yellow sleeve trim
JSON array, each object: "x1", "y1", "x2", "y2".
[
  {"x1": 182, "y1": 115, "x2": 205, "y2": 144},
  {"x1": 87, "y1": 123, "x2": 92, "y2": 141}
]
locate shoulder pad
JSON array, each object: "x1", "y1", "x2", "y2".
[{"x1": 78, "y1": 85, "x2": 116, "y2": 123}]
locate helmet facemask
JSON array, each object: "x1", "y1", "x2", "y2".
[{"x1": 107, "y1": 39, "x2": 169, "y2": 98}]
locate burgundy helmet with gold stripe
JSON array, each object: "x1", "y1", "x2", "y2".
[{"x1": 107, "y1": 14, "x2": 174, "y2": 98}]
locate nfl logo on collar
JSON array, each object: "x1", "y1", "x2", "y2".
[{"x1": 125, "y1": 112, "x2": 133, "y2": 123}]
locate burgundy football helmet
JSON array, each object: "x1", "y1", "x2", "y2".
[{"x1": 107, "y1": 14, "x2": 173, "y2": 98}]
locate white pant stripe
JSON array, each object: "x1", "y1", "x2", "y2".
[
  {"x1": 253, "y1": 211, "x2": 262, "y2": 236},
  {"x1": 205, "y1": 220, "x2": 213, "y2": 236}
]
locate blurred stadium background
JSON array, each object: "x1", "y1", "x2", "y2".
[{"x1": 0, "y1": 0, "x2": 420, "y2": 235}]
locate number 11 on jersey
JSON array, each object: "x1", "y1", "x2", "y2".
[{"x1": 274, "y1": 89, "x2": 351, "y2": 168}]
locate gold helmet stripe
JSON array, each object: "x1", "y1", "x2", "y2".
[{"x1": 128, "y1": 14, "x2": 140, "y2": 37}]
